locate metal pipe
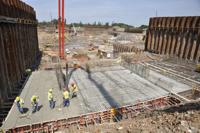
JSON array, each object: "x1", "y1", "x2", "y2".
[
  {"x1": 58, "y1": 0, "x2": 61, "y2": 57},
  {"x1": 61, "y1": 0, "x2": 65, "y2": 58}
]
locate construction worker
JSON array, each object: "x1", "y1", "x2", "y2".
[
  {"x1": 15, "y1": 96, "x2": 24, "y2": 113},
  {"x1": 31, "y1": 95, "x2": 39, "y2": 113},
  {"x1": 63, "y1": 89, "x2": 70, "y2": 107},
  {"x1": 48, "y1": 88, "x2": 55, "y2": 109},
  {"x1": 69, "y1": 82, "x2": 78, "y2": 98},
  {"x1": 25, "y1": 68, "x2": 32, "y2": 75}
]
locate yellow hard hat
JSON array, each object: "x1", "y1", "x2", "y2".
[
  {"x1": 16, "y1": 96, "x2": 20, "y2": 101},
  {"x1": 49, "y1": 89, "x2": 53, "y2": 92}
]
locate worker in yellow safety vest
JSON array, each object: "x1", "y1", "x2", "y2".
[
  {"x1": 31, "y1": 95, "x2": 39, "y2": 113},
  {"x1": 48, "y1": 89, "x2": 55, "y2": 109},
  {"x1": 63, "y1": 90, "x2": 70, "y2": 107},
  {"x1": 15, "y1": 96, "x2": 24, "y2": 113},
  {"x1": 69, "y1": 82, "x2": 78, "y2": 98}
]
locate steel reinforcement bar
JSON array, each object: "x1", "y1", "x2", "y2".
[
  {"x1": 145, "y1": 16, "x2": 200, "y2": 62},
  {"x1": 0, "y1": 0, "x2": 39, "y2": 123},
  {"x1": 7, "y1": 96, "x2": 182, "y2": 132},
  {"x1": 113, "y1": 44, "x2": 143, "y2": 53}
]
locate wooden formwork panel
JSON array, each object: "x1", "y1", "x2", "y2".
[{"x1": 145, "y1": 16, "x2": 200, "y2": 61}]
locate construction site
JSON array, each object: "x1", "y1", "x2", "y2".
[{"x1": 0, "y1": 0, "x2": 200, "y2": 132}]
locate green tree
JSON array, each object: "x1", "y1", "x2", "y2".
[
  {"x1": 105, "y1": 22, "x2": 109, "y2": 27},
  {"x1": 98, "y1": 21, "x2": 102, "y2": 26},
  {"x1": 139, "y1": 25, "x2": 148, "y2": 29},
  {"x1": 79, "y1": 21, "x2": 83, "y2": 27},
  {"x1": 51, "y1": 19, "x2": 58, "y2": 25}
]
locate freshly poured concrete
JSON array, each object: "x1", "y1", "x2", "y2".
[{"x1": 2, "y1": 66, "x2": 191, "y2": 129}]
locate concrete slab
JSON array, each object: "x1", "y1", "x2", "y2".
[
  {"x1": 2, "y1": 66, "x2": 191, "y2": 129},
  {"x1": 2, "y1": 71, "x2": 86, "y2": 129}
]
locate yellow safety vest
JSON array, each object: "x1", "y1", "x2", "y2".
[
  {"x1": 48, "y1": 92, "x2": 53, "y2": 101},
  {"x1": 16, "y1": 99, "x2": 24, "y2": 107},
  {"x1": 63, "y1": 91, "x2": 69, "y2": 99},
  {"x1": 15, "y1": 97, "x2": 24, "y2": 107},
  {"x1": 31, "y1": 95, "x2": 38, "y2": 104}
]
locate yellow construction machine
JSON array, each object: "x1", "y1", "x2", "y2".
[{"x1": 195, "y1": 64, "x2": 200, "y2": 72}]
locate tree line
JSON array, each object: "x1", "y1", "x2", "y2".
[{"x1": 39, "y1": 19, "x2": 147, "y2": 28}]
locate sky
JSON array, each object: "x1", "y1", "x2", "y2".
[{"x1": 22, "y1": 0, "x2": 200, "y2": 26}]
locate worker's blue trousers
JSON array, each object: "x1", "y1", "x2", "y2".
[
  {"x1": 63, "y1": 98, "x2": 70, "y2": 107},
  {"x1": 49, "y1": 100, "x2": 55, "y2": 109},
  {"x1": 32, "y1": 102, "x2": 38, "y2": 113},
  {"x1": 16, "y1": 102, "x2": 23, "y2": 113}
]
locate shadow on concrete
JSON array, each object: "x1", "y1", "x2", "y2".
[
  {"x1": 163, "y1": 102, "x2": 200, "y2": 113},
  {"x1": 85, "y1": 67, "x2": 123, "y2": 120},
  {"x1": 56, "y1": 67, "x2": 66, "y2": 90},
  {"x1": 65, "y1": 66, "x2": 120, "y2": 108},
  {"x1": 38, "y1": 105, "x2": 43, "y2": 111},
  {"x1": 23, "y1": 107, "x2": 29, "y2": 114},
  {"x1": 77, "y1": 66, "x2": 120, "y2": 108},
  {"x1": 66, "y1": 68, "x2": 77, "y2": 87},
  {"x1": 87, "y1": 72, "x2": 120, "y2": 108},
  {"x1": 61, "y1": 65, "x2": 123, "y2": 120}
]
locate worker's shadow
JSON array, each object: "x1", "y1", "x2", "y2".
[
  {"x1": 66, "y1": 68, "x2": 77, "y2": 87},
  {"x1": 66, "y1": 66, "x2": 89, "y2": 87},
  {"x1": 38, "y1": 105, "x2": 43, "y2": 111},
  {"x1": 23, "y1": 107, "x2": 29, "y2": 113},
  {"x1": 80, "y1": 66, "x2": 120, "y2": 108}
]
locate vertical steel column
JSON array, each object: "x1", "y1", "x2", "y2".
[
  {"x1": 61, "y1": 0, "x2": 65, "y2": 58},
  {"x1": 58, "y1": 0, "x2": 61, "y2": 57}
]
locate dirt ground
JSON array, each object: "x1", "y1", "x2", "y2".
[
  {"x1": 37, "y1": 26, "x2": 145, "y2": 69},
  {"x1": 75, "y1": 102, "x2": 200, "y2": 133}
]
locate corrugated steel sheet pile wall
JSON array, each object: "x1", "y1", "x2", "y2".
[
  {"x1": 0, "y1": 0, "x2": 39, "y2": 107},
  {"x1": 145, "y1": 16, "x2": 200, "y2": 62}
]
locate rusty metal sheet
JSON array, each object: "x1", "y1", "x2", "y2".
[{"x1": 145, "y1": 16, "x2": 200, "y2": 61}]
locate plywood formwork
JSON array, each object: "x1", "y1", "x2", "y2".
[
  {"x1": 145, "y1": 16, "x2": 200, "y2": 62},
  {"x1": 0, "y1": 0, "x2": 39, "y2": 109}
]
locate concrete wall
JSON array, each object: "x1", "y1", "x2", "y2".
[
  {"x1": 145, "y1": 16, "x2": 200, "y2": 62},
  {"x1": 122, "y1": 62, "x2": 191, "y2": 93},
  {"x1": 0, "y1": 0, "x2": 39, "y2": 106}
]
